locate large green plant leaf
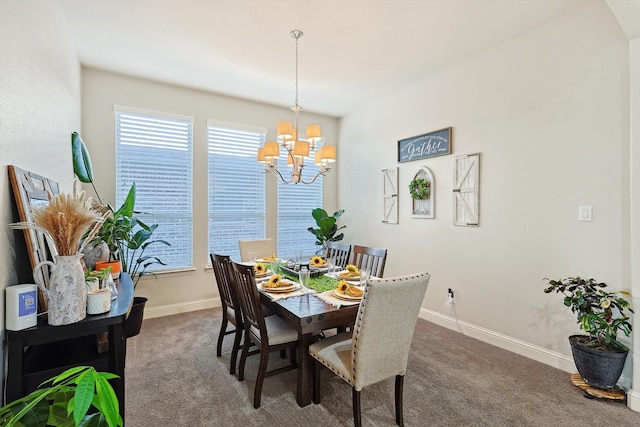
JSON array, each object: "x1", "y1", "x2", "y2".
[
  {"x1": 71, "y1": 132, "x2": 103, "y2": 203},
  {"x1": 115, "y1": 183, "x2": 136, "y2": 218},
  {"x1": 72, "y1": 132, "x2": 93, "y2": 184}
]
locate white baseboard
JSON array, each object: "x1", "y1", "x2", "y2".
[
  {"x1": 142, "y1": 298, "x2": 220, "y2": 319},
  {"x1": 628, "y1": 390, "x2": 640, "y2": 411},
  {"x1": 419, "y1": 308, "x2": 576, "y2": 373}
]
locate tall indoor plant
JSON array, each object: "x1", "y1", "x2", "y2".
[
  {"x1": 543, "y1": 276, "x2": 633, "y2": 389},
  {"x1": 72, "y1": 131, "x2": 170, "y2": 337},
  {"x1": 307, "y1": 208, "x2": 346, "y2": 254}
]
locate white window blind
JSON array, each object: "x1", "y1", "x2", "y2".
[
  {"x1": 115, "y1": 108, "x2": 194, "y2": 271},
  {"x1": 277, "y1": 147, "x2": 324, "y2": 258},
  {"x1": 208, "y1": 122, "x2": 266, "y2": 260}
]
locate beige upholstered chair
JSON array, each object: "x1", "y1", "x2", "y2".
[
  {"x1": 230, "y1": 260, "x2": 298, "y2": 408},
  {"x1": 325, "y1": 241, "x2": 351, "y2": 269},
  {"x1": 309, "y1": 272, "x2": 431, "y2": 427},
  {"x1": 350, "y1": 245, "x2": 387, "y2": 278},
  {"x1": 238, "y1": 238, "x2": 275, "y2": 262}
]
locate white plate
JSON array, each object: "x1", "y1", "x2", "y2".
[
  {"x1": 331, "y1": 290, "x2": 362, "y2": 301},
  {"x1": 257, "y1": 258, "x2": 282, "y2": 263},
  {"x1": 259, "y1": 282, "x2": 300, "y2": 293},
  {"x1": 254, "y1": 270, "x2": 271, "y2": 279},
  {"x1": 337, "y1": 271, "x2": 361, "y2": 282}
]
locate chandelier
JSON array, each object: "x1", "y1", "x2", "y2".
[{"x1": 257, "y1": 30, "x2": 336, "y2": 184}]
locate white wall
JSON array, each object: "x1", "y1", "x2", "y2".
[
  {"x1": 80, "y1": 68, "x2": 339, "y2": 315},
  {"x1": 340, "y1": 0, "x2": 633, "y2": 382},
  {"x1": 0, "y1": 0, "x2": 81, "y2": 402},
  {"x1": 629, "y1": 34, "x2": 640, "y2": 410}
]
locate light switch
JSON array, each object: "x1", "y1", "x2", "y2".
[{"x1": 579, "y1": 205, "x2": 592, "y2": 222}]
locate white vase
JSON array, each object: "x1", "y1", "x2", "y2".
[
  {"x1": 87, "y1": 289, "x2": 112, "y2": 315},
  {"x1": 33, "y1": 254, "x2": 87, "y2": 325}
]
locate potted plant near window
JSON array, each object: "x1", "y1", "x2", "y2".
[
  {"x1": 72, "y1": 132, "x2": 170, "y2": 337},
  {"x1": 94, "y1": 183, "x2": 170, "y2": 337},
  {"x1": 307, "y1": 208, "x2": 346, "y2": 255},
  {"x1": 543, "y1": 276, "x2": 633, "y2": 389}
]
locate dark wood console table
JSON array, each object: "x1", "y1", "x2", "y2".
[{"x1": 5, "y1": 273, "x2": 134, "y2": 421}]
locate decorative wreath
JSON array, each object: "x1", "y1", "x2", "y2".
[{"x1": 409, "y1": 178, "x2": 430, "y2": 200}]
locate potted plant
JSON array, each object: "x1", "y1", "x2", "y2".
[
  {"x1": 543, "y1": 276, "x2": 633, "y2": 389},
  {"x1": 307, "y1": 208, "x2": 346, "y2": 254},
  {"x1": 72, "y1": 131, "x2": 170, "y2": 337},
  {"x1": 0, "y1": 366, "x2": 122, "y2": 427}
]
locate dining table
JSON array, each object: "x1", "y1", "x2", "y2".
[{"x1": 257, "y1": 268, "x2": 360, "y2": 407}]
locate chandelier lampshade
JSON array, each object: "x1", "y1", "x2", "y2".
[{"x1": 257, "y1": 30, "x2": 335, "y2": 185}]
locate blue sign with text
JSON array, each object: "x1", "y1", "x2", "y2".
[{"x1": 398, "y1": 127, "x2": 451, "y2": 162}]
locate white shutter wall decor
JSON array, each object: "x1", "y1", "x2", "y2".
[
  {"x1": 411, "y1": 166, "x2": 435, "y2": 219},
  {"x1": 115, "y1": 107, "x2": 194, "y2": 270},
  {"x1": 208, "y1": 121, "x2": 267, "y2": 261},
  {"x1": 277, "y1": 146, "x2": 324, "y2": 258},
  {"x1": 453, "y1": 153, "x2": 480, "y2": 226},
  {"x1": 382, "y1": 168, "x2": 398, "y2": 224}
]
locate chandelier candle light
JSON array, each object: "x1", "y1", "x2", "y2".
[{"x1": 258, "y1": 30, "x2": 336, "y2": 184}]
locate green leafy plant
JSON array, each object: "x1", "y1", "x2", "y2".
[
  {"x1": 307, "y1": 208, "x2": 346, "y2": 251},
  {"x1": 72, "y1": 132, "x2": 102, "y2": 204},
  {"x1": 72, "y1": 132, "x2": 171, "y2": 287},
  {"x1": 98, "y1": 183, "x2": 170, "y2": 287},
  {"x1": 544, "y1": 276, "x2": 633, "y2": 352},
  {"x1": 0, "y1": 366, "x2": 122, "y2": 427},
  {"x1": 409, "y1": 178, "x2": 430, "y2": 200}
]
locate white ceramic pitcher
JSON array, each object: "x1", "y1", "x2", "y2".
[{"x1": 33, "y1": 254, "x2": 87, "y2": 325}]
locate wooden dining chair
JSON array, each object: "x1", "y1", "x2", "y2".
[
  {"x1": 309, "y1": 272, "x2": 430, "y2": 427},
  {"x1": 238, "y1": 238, "x2": 275, "y2": 262},
  {"x1": 325, "y1": 241, "x2": 351, "y2": 269},
  {"x1": 350, "y1": 245, "x2": 388, "y2": 278},
  {"x1": 210, "y1": 253, "x2": 244, "y2": 376},
  {"x1": 230, "y1": 260, "x2": 299, "y2": 408}
]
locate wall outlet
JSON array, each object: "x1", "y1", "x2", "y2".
[{"x1": 447, "y1": 288, "x2": 455, "y2": 304}]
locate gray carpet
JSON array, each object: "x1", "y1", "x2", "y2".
[{"x1": 125, "y1": 308, "x2": 640, "y2": 426}]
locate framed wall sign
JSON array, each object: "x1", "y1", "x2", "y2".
[{"x1": 398, "y1": 127, "x2": 452, "y2": 163}]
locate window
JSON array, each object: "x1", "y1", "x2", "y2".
[
  {"x1": 208, "y1": 121, "x2": 266, "y2": 260},
  {"x1": 115, "y1": 107, "x2": 193, "y2": 271},
  {"x1": 277, "y1": 148, "x2": 324, "y2": 258}
]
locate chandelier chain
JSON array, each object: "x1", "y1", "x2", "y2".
[{"x1": 294, "y1": 32, "x2": 299, "y2": 108}]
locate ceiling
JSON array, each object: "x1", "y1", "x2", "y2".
[{"x1": 59, "y1": 0, "x2": 604, "y2": 118}]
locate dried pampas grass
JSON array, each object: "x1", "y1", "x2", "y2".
[{"x1": 29, "y1": 190, "x2": 103, "y2": 256}]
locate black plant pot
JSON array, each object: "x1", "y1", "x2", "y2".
[
  {"x1": 569, "y1": 335, "x2": 628, "y2": 389},
  {"x1": 126, "y1": 296, "x2": 148, "y2": 338}
]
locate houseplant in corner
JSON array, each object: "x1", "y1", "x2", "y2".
[
  {"x1": 544, "y1": 276, "x2": 633, "y2": 389},
  {"x1": 307, "y1": 208, "x2": 346, "y2": 255}
]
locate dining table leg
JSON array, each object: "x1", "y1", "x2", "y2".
[{"x1": 296, "y1": 331, "x2": 314, "y2": 407}]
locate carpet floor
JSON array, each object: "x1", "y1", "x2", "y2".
[{"x1": 124, "y1": 308, "x2": 640, "y2": 426}]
